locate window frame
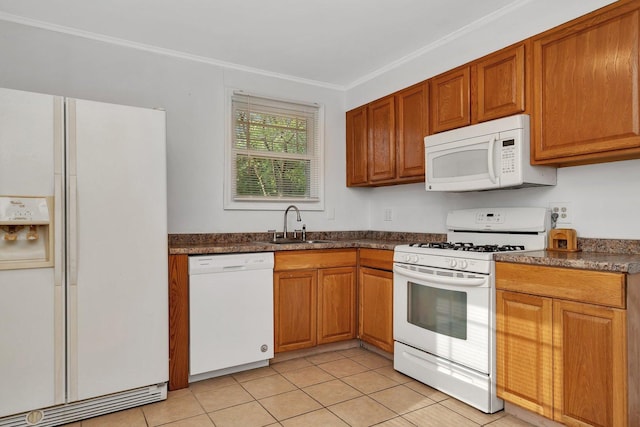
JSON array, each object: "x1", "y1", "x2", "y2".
[{"x1": 223, "y1": 89, "x2": 325, "y2": 211}]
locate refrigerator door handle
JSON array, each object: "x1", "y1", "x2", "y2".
[{"x1": 68, "y1": 175, "x2": 78, "y2": 288}]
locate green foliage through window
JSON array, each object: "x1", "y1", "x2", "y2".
[{"x1": 231, "y1": 94, "x2": 320, "y2": 202}]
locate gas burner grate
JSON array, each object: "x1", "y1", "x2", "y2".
[{"x1": 408, "y1": 242, "x2": 525, "y2": 252}]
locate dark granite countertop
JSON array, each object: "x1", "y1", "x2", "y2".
[
  {"x1": 169, "y1": 232, "x2": 640, "y2": 274},
  {"x1": 168, "y1": 238, "x2": 408, "y2": 255},
  {"x1": 168, "y1": 231, "x2": 446, "y2": 255},
  {"x1": 494, "y1": 250, "x2": 640, "y2": 274}
]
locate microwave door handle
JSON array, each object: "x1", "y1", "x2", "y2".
[
  {"x1": 487, "y1": 135, "x2": 497, "y2": 184},
  {"x1": 393, "y1": 266, "x2": 487, "y2": 287}
]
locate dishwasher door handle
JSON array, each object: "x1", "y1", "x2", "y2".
[{"x1": 222, "y1": 265, "x2": 247, "y2": 271}]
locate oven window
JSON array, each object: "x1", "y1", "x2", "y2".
[{"x1": 407, "y1": 281, "x2": 467, "y2": 340}]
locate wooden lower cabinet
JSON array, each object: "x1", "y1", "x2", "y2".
[
  {"x1": 274, "y1": 270, "x2": 317, "y2": 352},
  {"x1": 496, "y1": 290, "x2": 553, "y2": 418},
  {"x1": 358, "y1": 267, "x2": 393, "y2": 353},
  {"x1": 553, "y1": 300, "x2": 627, "y2": 427},
  {"x1": 168, "y1": 254, "x2": 189, "y2": 391},
  {"x1": 318, "y1": 267, "x2": 357, "y2": 344},
  {"x1": 273, "y1": 250, "x2": 357, "y2": 353},
  {"x1": 496, "y1": 262, "x2": 633, "y2": 427}
]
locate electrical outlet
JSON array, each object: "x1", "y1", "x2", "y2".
[
  {"x1": 383, "y1": 208, "x2": 393, "y2": 221},
  {"x1": 549, "y1": 202, "x2": 572, "y2": 225}
]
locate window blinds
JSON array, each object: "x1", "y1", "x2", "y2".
[{"x1": 231, "y1": 93, "x2": 320, "y2": 202}]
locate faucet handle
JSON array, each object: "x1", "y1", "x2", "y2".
[
  {"x1": 293, "y1": 229, "x2": 302, "y2": 239},
  {"x1": 267, "y1": 229, "x2": 277, "y2": 242}
]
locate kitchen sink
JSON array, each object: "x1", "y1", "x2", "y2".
[{"x1": 256, "y1": 239, "x2": 334, "y2": 245}]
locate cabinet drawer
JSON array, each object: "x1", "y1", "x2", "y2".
[
  {"x1": 274, "y1": 249, "x2": 357, "y2": 271},
  {"x1": 359, "y1": 248, "x2": 393, "y2": 271},
  {"x1": 496, "y1": 263, "x2": 625, "y2": 308}
]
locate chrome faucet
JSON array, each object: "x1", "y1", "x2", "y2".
[{"x1": 283, "y1": 205, "x2": 302, "y2": 239}]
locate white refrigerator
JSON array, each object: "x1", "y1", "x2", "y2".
[{"x1": 0, "y1": 87, "x2": 168, "y2": 426}]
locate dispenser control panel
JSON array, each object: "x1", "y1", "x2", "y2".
[
  {"x1": 0, "y1": 197, "x2": 50, "y2": 224},
  {"x1": 0, "y1": 196, "x2": 53, "y2": 269}
]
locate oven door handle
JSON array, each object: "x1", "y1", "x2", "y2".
[{"x1": 393, "y1": 266, "x2": 488, "y2": 287}]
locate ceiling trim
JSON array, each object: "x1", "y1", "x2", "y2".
[
  {"x1": 344, "y1": 0, "x2": 533, "y2": 90},
  {"x1": 1, "y1": 0, "x2": 533, "y2": 92},
  {"x1": 0, "y1": 11, "x2": 346, "y2": 91}
]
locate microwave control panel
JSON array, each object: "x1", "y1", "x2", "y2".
[{"x1": 500, "y1": 139, "x2": 516, "y2": 176}]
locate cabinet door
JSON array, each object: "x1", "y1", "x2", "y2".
[
  {"x1": 274, "y1": 270, "x2": 317, "y2": 352},
  {"x1": 496, "y1": 290, "x2": 553, "y2": 418},
  {"x1": 553, "y1": 300, "x2": 627, "y2": 427},
  {"x1": 358, "y1": 267, "x2": 393, "y2": 353},
  {"x1": 532, "y1": 1, "x2": 640, "y2": 165},
  {"x1": 430, "y1": 66, "x2": 471, "y2": 133},
  {"x1": 317, "y1": 267, "x2": 356, "y2": 344},
  {"x1": 368, "y1": 96, "x2": 396, "y2": 182},
  {"x1": 475, "y1": 43, "x2": 526, "y2": 123},
  {"x1": 396, "y1": 82, "x2": 428, "y2": 180},
  {"x1": 346, "y1": 106, "x2": 369, "y2": 186}
]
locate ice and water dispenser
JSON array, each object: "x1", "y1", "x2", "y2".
[{"x1": 0, "y1": 196, "x2": 54, "y2": 269}]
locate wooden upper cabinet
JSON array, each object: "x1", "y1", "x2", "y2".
[
  {"x1": 430, "y1": 66, "x2": 471, "y2": 133},
  {"x1": 430, "y1": 42, "x2": 528, "y2": 134},
  {"x1": 346, "y1": 105, "x2": 368, "y2": 186},
  {"x1": 474, "y1": 43, "x2": 527, "y2": 123},
  {"x1": 346, "y1": 82, "x2": 428, "y2": 187},
  {"x1": 531, "y1": 0, "x2": 640, "y2": 166},
  {"x1": 368, "y1": 96, "x2": 396, "y2": 182},
  {"x1": 396, "y1": 82, "x2": 428, "y2": 179}
]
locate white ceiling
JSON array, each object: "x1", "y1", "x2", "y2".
[{"x1": 0, "y1": 0, "x2": 527, "y2": 88}]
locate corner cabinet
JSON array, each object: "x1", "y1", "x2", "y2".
[
  {"x1": 273, "y1": 250, "x2": 357, "y2": 352},
  {"x1": 531, "y1": 0, "x2": 640, "y2": 166},
  {"x1": 346, "y1": 82, "x2": 428, "y2": 187},
  {"x1": 358, "y1": 249, "x2": 394, "y2": 353},
  {"x1": 496, "y1": 262, "x2": 639, "y2": 427},
  {"x1": 430, "y1": 42, "x2": 528, "y2": 134},
  {"x1": 346, "y1": 105, "x2": 369, "y2": 186}
]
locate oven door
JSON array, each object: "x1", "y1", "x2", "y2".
[{"x1": 393, "y1": 262, "x2": 491, "y2": 374}]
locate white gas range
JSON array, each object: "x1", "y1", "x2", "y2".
[{"x1": 392, "y1": 207, "x2": 548, "y2": 414}]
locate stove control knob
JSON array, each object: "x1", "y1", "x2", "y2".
[
  {"x1": 459, "y1": 260, "x2": 468, "y2": 269},
  {"x1": 448, "y1": 259, "x2": 457, "y2": 268},
  {"x1": 404, "y1": 255, "x2": 417, "y2": 263}
]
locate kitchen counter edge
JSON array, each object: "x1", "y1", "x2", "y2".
[
  {"x1": 168, "y1": 239, "x2": 403, "y2": 255},
  {"x1": 170, "y1": 241, "x2": 640, "y2": 274},
  {"x1": 494, "y1": 250, "x2": 640, "y2": 274}
]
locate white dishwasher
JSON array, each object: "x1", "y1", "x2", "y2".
[{"x1": 188, "y1": 252, "x2": 274, "y2": 382}]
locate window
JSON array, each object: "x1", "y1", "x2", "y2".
[{"x1": 225, "y1": 91, "x2": 324, "y2": 210}]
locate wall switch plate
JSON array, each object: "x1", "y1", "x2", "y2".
[
  {"x1": 326, "y1": 207, "x2": 335, "y2": 220},
  {"x1": 549, "y1": 202, "x2": 572, "y2": 225},
  {"x1": 383, "y1": 208, "x2": 393, "y2": 221}
]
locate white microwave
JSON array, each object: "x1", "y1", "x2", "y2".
[{"x1": 424, "y1": 114, "x2": 556, "y2": 192}]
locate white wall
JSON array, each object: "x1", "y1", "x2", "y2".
[
  {"x1": 0, "y1": 20, "x2": 370, "y2": 234},
  {"x1": 347, "y1": 0, "x2": 640, "y2": 240},
  {"x1": 367, "y1": 159, "x2": 640, "y2": 239},
  {"x1": 346, "y1": 0, "x2": 618, "y2": 108},
  {"x1": 2, "y1": 0, "x2": 638, "y2": 239}
]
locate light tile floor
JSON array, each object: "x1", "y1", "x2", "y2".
[{"x1": 64, "y1": 347, "x2": 534, "y2": 427}]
